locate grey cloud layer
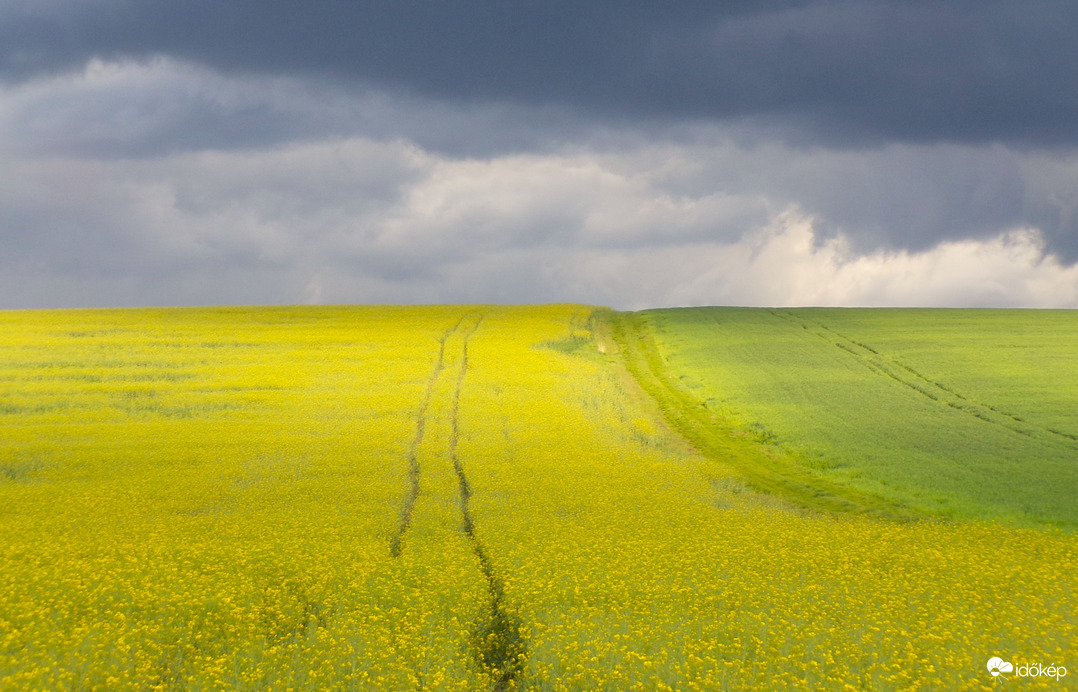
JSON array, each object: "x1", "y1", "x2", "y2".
[
  {"x1": 4, "y1": 115, "x2": 1077, "y2": 308},
  {"x1": 0, "y1": 58, "x2": 606, "y2": 160},
  {"x1": 4, "y1": 1, "x2": 1077, "y2": 147},
  {"x1": 6, "y1": 58, "x2": 1075, "y2": 262}
]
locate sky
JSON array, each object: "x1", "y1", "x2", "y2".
[{"x1": 2, "y1": 1, "x2": 1077, "y2": 309}]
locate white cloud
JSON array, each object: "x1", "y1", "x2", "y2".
[{"x1": 557, "y1": 215, "x2": 1078, "y2": 309}]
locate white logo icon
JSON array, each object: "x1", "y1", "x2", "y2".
[{"x1": 988, "y1": 657, "x2": 1013, "y2": 678}]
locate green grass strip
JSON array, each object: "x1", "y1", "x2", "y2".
[{"x1": 606, "y1": 309, "x2": 924, "y2": 522}]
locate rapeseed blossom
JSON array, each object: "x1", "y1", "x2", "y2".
[{"x1": 0, "y1": 305, "x2": 1073, "y2": 690}]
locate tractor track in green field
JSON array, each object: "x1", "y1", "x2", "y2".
[
  {"x1": 768, "y1": 310, "x2": 1078, "y2": 451},
  {"x1": 608, "y1": 310, "x2": 922, "y2": 521}
]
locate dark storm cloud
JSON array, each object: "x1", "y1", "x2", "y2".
[
  {"x1": 0, "y1": 58, "x2": 606, "y2": 160},
  {"x1": 3, "y1": 0, "x2": 1077, "y2": 148}
]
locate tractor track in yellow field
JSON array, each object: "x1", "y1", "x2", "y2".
[
  {"x1": 447, "y1": 317, "x2": 526, "y2": 691},
  {"x1": 389, "y1": 312, "x2": 527, "y2": 689},
  {"x1": 389, "y1": 314, "x2": 468, "y2": 558}
]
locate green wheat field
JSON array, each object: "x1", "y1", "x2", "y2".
[{"x1": 1, "y1": 305, "x2": 1075, "y2": 690}]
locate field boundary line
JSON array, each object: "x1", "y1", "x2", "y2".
[
  {"x1": 769, "y1": 310, "x2": 1078, "y2": 450},
  {"x1": 609, "y1": 310, "x2": 922, "y2": 521}
]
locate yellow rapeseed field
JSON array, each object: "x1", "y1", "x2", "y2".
[{"x1": 1, "y1": 305, "x2": 1074, "y2": 690}]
